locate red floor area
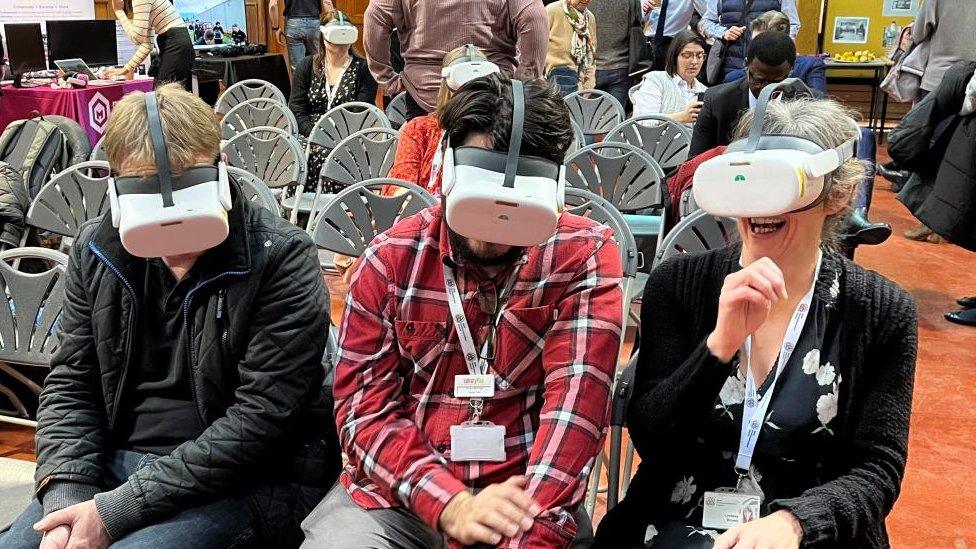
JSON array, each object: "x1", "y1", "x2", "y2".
[{"x1": 857, "y1": 166, "x2": 976, "y2": 548}]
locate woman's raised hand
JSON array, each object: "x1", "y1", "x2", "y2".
[{"x1": 707, "y1": 257, "x2": 788, "y2": 362}]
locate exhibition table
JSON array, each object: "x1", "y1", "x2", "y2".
[{"x1": 0, "y1": 78, "x2": 155, "y2": 147}]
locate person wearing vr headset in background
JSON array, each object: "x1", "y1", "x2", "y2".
[
  {"x1": 363, "y1": 0, "x2": 549, "y2": 122},
  {"x1": 269, "y1": 0, "x2": 335, "y2": 71},
  {"x1": 386, "y1": 44, "x2": 500, "y2": 197},
  {"x1": 594, "y1": 83, "x2": 917, "y2": 549},
  {"x1": 289, "y1": 10, "x2": 378, "y2": 193},
  {"x1": 0, "y1": 84, "x2": 341, "y2": 549},
  {"x1": 303, "y1": 74, "x2": 622, "y2": 548},
  {"x1": 545, "y1": 0, "x2": 598, "y2": 97}
]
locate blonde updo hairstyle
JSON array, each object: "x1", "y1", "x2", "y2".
[
  {"x1": 435, "y1": 45, "x2": 490, "y2": 116},
  {"x1": 732, "y1": 96, "x2": 866, "y2": 248}
]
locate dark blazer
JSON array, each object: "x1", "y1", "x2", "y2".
[
  {"x1": 689, "y1": 77, "x2": 750, "y2": 157},
  {"x1": 724, "y1": 56, "x2": 828, "y2": 95}
]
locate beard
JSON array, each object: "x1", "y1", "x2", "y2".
[{"x1": 448, "y1": 229, "x2": 524, "y2": 267}]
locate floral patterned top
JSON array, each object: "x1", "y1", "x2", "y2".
[{"x1": 646, "y1": 255, "x2": 844, "y2": 546}]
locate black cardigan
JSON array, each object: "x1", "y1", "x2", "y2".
[
  {"x1": 596, "y1": 245, "x2": 917, "y2": 548},
  {"x1": 288, "y1": 54, "x2": 378, "y2": 136}
]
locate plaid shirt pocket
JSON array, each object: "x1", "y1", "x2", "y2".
[{"x1": 493, "y1": 305, "x2": 556, "y2": 389}]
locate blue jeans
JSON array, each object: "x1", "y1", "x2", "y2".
[
  {"x1": 548, "y1": 66, "x2": 580, "y2": 97},
  {"x1": 285, "y1": 17, "x2": 321, "y2": 70},
  {"x1": 0, "y1": 451, "x2": 255, "y2": 549},
  {"x1": 856, "y1": 128, "x2": 877, "y2": 211},
  {"x1": 596, "y1": 67, "x2": 633, "y2": 113}
]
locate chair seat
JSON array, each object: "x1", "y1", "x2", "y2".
[
  {"x1": 280, "y1": 192, "x2": 336, "y2": 213},
  {"x1": 622, "y1": 214, "x2": 663, "y2": 237}
]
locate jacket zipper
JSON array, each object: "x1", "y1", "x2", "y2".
[
  {"x1": 88, "y1": 242, "x2": 139, "y2": 430},
  {"x1": 182, "y1": 270, "x2": 249, "y2": 426}
]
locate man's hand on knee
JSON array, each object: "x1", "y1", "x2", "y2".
[
  {"x1": 34, "y1": 501, "x2": 110, "y2": 549},
  {"x1": 438, "y1": 476, "x2": 542, "y2": 545},
  {"x1": 38, "y1": 524, "x2": 70, "y2": 549}
]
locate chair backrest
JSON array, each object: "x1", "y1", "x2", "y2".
[
  {"x1": 564, "y1": 142, "x2": 666, "y2": 213},
  {"x1": 215, "y1": 79, "x2": 287, "y2": 116},
  {"x1": 564, "y1": 89, "x2": 625, "y2": 136},
  {"x1": 221, "y1": 126, "x2": 306, "y2": 190},
  {"x1": 653, "y1": 208, "x2": 739, "y2": 269},
  {"x1": 606, "y1": 115, "x2": 693, "y2": 173},
  {"x1": 226, "y1": 166, "x2": 281, "y2": 216},
  {"x1": 565, "y1": 119, "x2": 586, "y2": 159},
  {"x1": 220, "y1": 98, "x2": 298, "y2": 139},
  {"x1": 563, "y1": 188, "x2": 639, "y2": 278},
  {"x1": 307, "y1": 102, "x2": 390, "y2": 153},
  {"x1": 26, "y1": 161, "x2": 111, "y2": 237},
  {"x1": 385, "y1": 92, "x2": 409, "y2": 130},
  {"x1": 627, "y1": 83, "x2": 641, "y2": 106},
  {"x1": 89, "y1": 135, "x2": 108, "y2": 163},
  {"x1": 0, "y1": 247, "x2": 68, "y2": 424},
  {"x1": 310, "y1": 178, "x2": 437, "y2": 257}
]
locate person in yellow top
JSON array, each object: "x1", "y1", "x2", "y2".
[
  {"x1": 546, "y1": 0, "x2": 598, "y2": 97},
  {"x1": 104, "y1": 0, "x2": 193, "y2": 90}
]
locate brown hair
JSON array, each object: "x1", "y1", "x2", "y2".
[
  {"x1": 103, "y1": 83, "x2": 220, "y2": 175},
  {"x1": 732, "y1": 96, "x2": 866, "y2": 248},
  {"x1": 665, "y1": 30, "x2": 707, "y2": 78},
  {"x1": 313, "y1": 10, "x2": 363, "y2": 77},
  {"x1": 435, "y1": 45, "x2": 490, "y2": 116},
  {"x1": 750, "y1": 10, "x2": 791, "y2": 35}
]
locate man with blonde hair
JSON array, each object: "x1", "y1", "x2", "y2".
[{"x1": 0, "y1": 83, "x2": 340, "y2": 549}]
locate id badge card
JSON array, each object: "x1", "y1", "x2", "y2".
[
  {"x1": 454, "y1": 374, "x2": 495, "y2": 398},
  {"x1": 702, "y1": 488, "x2": 762, "y2": 530},
  {"x1": 450, "y1": 422, "x2": 506, "y2": 462}
]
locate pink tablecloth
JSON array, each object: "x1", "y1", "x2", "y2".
[{"x1": 0, "y1": 79, "x2": 155, "y2": 147}]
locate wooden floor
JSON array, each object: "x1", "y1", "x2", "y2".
[{"x1": 1, "y1": 151, "x2": 975, "y2": 547}]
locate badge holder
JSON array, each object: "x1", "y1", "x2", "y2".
[
  {"x1": 702, "y1": 469, "x2": 763, "y2": 530},
  {"x1": 450, "y1": 397, "x2": 506, "y2": 462}
]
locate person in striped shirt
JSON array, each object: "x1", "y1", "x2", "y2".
[{"x1": 105, "y1": 0, "x2": 193, "y2": 90}]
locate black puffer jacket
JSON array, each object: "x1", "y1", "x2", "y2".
[{"x1": 33, "y1": 185, "x2": 341, "y2": 547}]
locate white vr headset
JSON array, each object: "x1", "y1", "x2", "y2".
[
  {"x1": 321, "y1": 12, "x2": 358, "y2": 45},
  {"x1": 693, "y1": 78, "x2": 859, "y2": 218},
  {"x1": 108, "y1": 91, "x2": 232, "y2": 258},
  {"x1": 441, "y1": 44, "x2": 501, "y2": 91},
  {"x1": 442, "y1": 78, "x2": 565, "y2": 247}
]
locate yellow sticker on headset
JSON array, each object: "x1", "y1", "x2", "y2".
[{"x1": 796, "y1": 167, "x2": 807, "y2": 196}]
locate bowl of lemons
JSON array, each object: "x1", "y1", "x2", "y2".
[{"x1": 832, "y1": 50, "x2": 878, "y2": 63}]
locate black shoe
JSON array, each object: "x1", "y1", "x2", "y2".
[
  {"x1": 843, "y1": 208, "x2": 892, "y2": 246},
  {"x1": 876, "y1": 164, "x2": 910, "y2": 189},
  {"x1": 945, "y1": 308, "x2": 976, "y2": 326},
  {"x1": 958, "y1": 296, "x2": 976, "y2": 309}
]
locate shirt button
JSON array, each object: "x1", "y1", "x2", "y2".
[
  {"x1": 405, "y1": 323, "x2": 415, "y2": 334},
  {"x1": 436, "y1": 444, "x2": 447, "y2": 453}
]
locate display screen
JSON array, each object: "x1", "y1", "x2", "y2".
[
  {"x1": 176, "y1": 0, "x2": 248, "y2": 44},
  {"x1": 47, "y1": 20, "x2": 118, "y2": 67},
  {"x1": 3, "y1": 23, "x2": 46, "y2": 73}
]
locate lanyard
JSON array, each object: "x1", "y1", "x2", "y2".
[
  {"x1": 427, "y1": 131, "x2": 447, "y2": 196},
  {"x1": 324, "y1": 58, "x2": 351, "y2": 110},
  {"x1": 442, "y1": 261, "x2": 521, "y2": 377},
  {"x1": 735, "y1": 252, "x2": 822, "y2": 476}
]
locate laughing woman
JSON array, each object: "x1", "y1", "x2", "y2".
[{"x1": 593, "y1": 97, "x2": 918, "y2": 548}]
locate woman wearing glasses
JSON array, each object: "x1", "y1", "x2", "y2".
[{"x1": 632, "y1": 30, "x2": 708, "y2": 126}]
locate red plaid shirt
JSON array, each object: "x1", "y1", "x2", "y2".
[{"x1": 334, "y1": 206, "x2": 623, "y2": 547}]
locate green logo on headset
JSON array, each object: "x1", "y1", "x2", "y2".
[{"x1": 733, "y1": 174, "x2": 747, "y2": 183}]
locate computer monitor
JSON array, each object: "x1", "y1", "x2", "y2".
[
  {"x1": 46, "y1": 20, "x2": 118, "y2": 68},
  {"x1": 3, "y1": 23, "x2": 47, "y2": 76}
]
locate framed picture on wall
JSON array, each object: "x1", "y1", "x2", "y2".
[
  {"x1": 833, "y1": 17, "x2": 870, "y2": 44},
  {"x1": 882, "y1": 0, "x2": 919, "y2": 17}
]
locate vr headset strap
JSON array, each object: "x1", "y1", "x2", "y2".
[
  {"x1": 503, "y1": 79, "x2": 525, "y2": 189},
  {"x1": 745, "y1": 78, "x2": 809, "y2": 153},
  {"x1": 145, "y1": 92, "x2": 176, "y2": 208}
]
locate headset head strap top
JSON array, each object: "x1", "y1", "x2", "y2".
[
  {"x1": 144, "y1": 92, "x2": 175, "y2": 207},
  {"x1": 503, "y1": 79, "x2": 525, "y2": 189},
  {"x1": 745, "y1": 78, "x2": 810, "y2": 153}
]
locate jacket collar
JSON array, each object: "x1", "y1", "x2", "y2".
[{"x1": 91, "y1": 182, "x2": 252, "y2": 284}]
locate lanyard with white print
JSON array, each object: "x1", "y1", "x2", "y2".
[
  {"x1": 442, "y1": 260, "x2": 520, "y2": 421},
  {"x1": 427, "y1": 131, "x2": 447, "y2": 195},
  {"x1": 324, "y1": 58, "x2": 351, "y2": 111},
  {"x1": 735, "y1": 251, "x2": 822, "y2": 479}
]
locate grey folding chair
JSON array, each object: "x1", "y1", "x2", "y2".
[
  {"x1": 310, "y1": 178, "x2": 436, "y2": 258},
  {"x1": 565, "y1": 119, "x2": 586, "y2": 159},
  {"x1": 564, "y1": 142, "x2": 666, "y2": 215},
  {"x1": 564, "y1": 89, "x2": 625, "y2": 138},
  {"x1": 0, "y1": 247, "x2": 69, "y2": 427},
  {"x1": 215, "y1": 79, "x2": 287, "y2": 116},
  {"x1": 290, "y1": 128, "x2": 400, "y2": 229},
  {"x1": 385, "y1": 92, "x2": 409, "y2": 130},
  {"x1": 627, "y1": 83, "x2": 642, "y2": 107},
  {"x1": 26, "y1": 161, "x2": 111, "y2": 240},
  {"x1": 652, "y1": 208, "x2": 739, "y2": 269},
  {"x1": 220, "y1": 98, "x2": 299, "y2": 139},
  {"x1": 606, "y1": 115, "x2": 694, "y2": 175},
  {"x1": 678, "y1": 187, "x2": 699, "y2": 219},
  {"x1": 89, "y1": 135, "x2": 108, "y2": 163},
  {"x1": 563, "y1": 188, "x2": 640, "y2": 517},
  {"x1": 606, "y1": 352, "x2": 638, "y2": 511},
  {"x1": 226, "y1": 166, "x2": 281, "y2": 217},
  {"x1": 221, "y1": 126, "x2": 307, "y2": 192},
  {"x1": 306, "y1": 102, "x2": 391, "y2": 156}
]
